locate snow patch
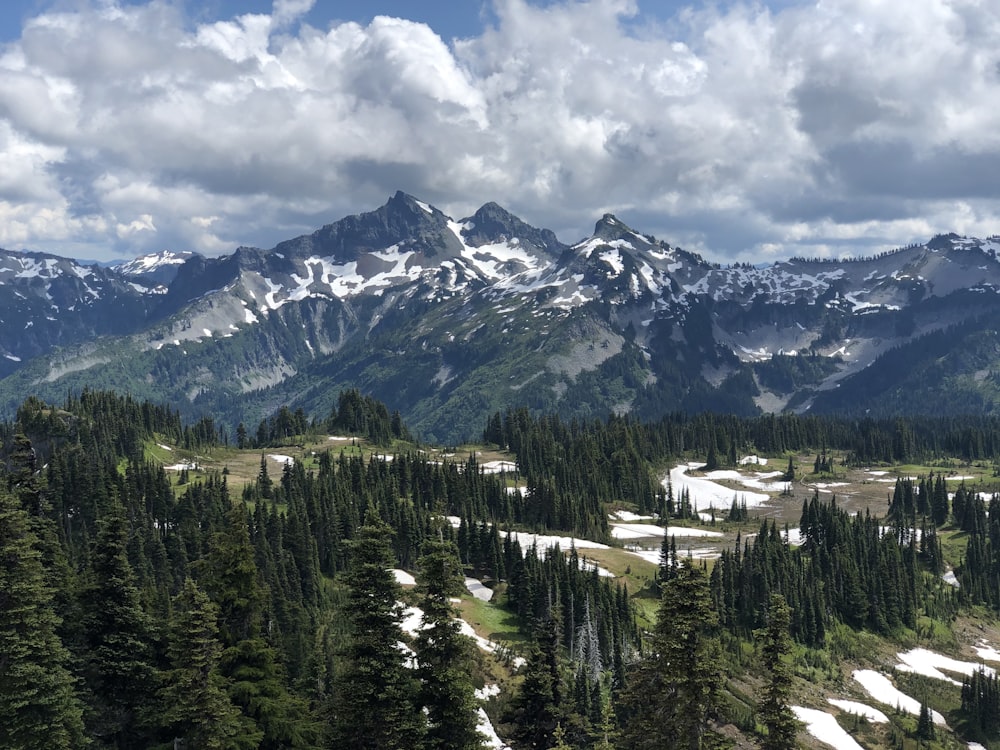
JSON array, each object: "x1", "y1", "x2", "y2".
[
  {"x1": 465, "y1": 578, "x2": 494, "y2": 602},
  {"x1": 502, "y1": 530, "x2": 609, "y2": 553},
  {"x1": 480, "y1": 460, "x2": 518, "y2": 474},
  {"x1": 164, "y1": 460, "x2": 198, "y2": 471},
  {"x1": 827, "y1": 699, "x2": 888, "y2": 723},
  {"x1": 669, "y1": 463, "x2": 771, "y2": 510},
  {"x1": 853, "y1": 670, "x2": 946, "y2": 725},
  {"x1": 611, "y1": 510, "x2": 655, "y2": 522},
  {"x1": 477, "y1": 707, "x2": 509, "y2": 749},
  {"x1": 973, "y1": 641, "x2": 1000, "y2": 663},
  {"x1": 610, "y1": 523, "x2": 723, "y2": 540},
  {"x1": 894, "y1": 648, "x2": 994, "y2": 685},
  {"x1": 392, "y1": 569, "x2": 416, "y2": 586},
  {"x1": 792, "y1": 706, "x2": 865, "y2": 750}
]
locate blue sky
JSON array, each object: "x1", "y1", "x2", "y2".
[
  {"x1": 0, "y1": 1, "x2": 755, "y2": 43},
  {"x1": 0, "y1": 0, "x2": 998, "y2": 263},
  {"x1": 0, "y1": 1, "x2": 509, "y2": 43}
]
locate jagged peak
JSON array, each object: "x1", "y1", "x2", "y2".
[
  {"x1": 386, "y1": 190, "x2": 443, "y2": 219},
  {"x1": 593, "y1": 213, "x2": 632, "y2": 239},
  {"x1": 588, "y1": 214, "x2": 664, "y2": 254},
  {"x1": 459, "y1": 201, "x2": 565, "y2": 255}
]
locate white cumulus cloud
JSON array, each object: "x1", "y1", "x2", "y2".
[{"x1": 0, "y1": 0, "x2": 997, "y2": 262}]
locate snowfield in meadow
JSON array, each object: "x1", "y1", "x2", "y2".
[
  {"x1": 792, "y1": 706, "x2": 865, "y2": 750},
  {"x1": 974, "y1": 641, "x2": 1000, "y2": 662},
  {"x1": 853, "y1": 670, "x2": 946, "y2": 725},
  {"x1": 668, "y1": 463, "x2": 771, "y2": 510},
  {"x1": 579, "y1": 557, "x2": 616, "y2": 577},
  {"x1": 827, "y1": 699, "x2": 888, "y2": 723},
  {"x1": 392, "y1": 569, "x2": 416, "y2": 586},
  {"x1": 610, "y1": 510, "x2": 655, "y2": 522},
  {"x1": 610, "y1": 522, "x2": 723, "y2": 540},
  {"x1": 164, "y1": 460, "x2": 198, "y2": 471},
  {"x1": 502, "y1": 529, "x2": 610, "y2": 552},
  {"x1": 895, "y1": 648, "x2": 994, "y2": 685},
  {"x1": 465, "y1": 578, "x2": 494, "y2": 601}
]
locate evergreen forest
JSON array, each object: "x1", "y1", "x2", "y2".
[{"x1": 6, "y1": 389, "x2": 1000, "y2": 748}]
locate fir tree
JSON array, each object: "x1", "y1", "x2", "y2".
[
  {"x1": 915, "y1": 701, "x2": 935, "y2": 740},
  {"x1": 782, "y1": 456, "x2": 795, "y2": 483},
  {"x1": 415, "y1": 539, "x2": 486, "y2": 750},
  {"x1": 81, "y1": 504, "x2": 158, "y2": 749},
  {"x1": 704, "y1": 442, "x2": 720, "y2": 472},
  {"x1": 157, "y1": 578, "x2": 261, "y2": 750},
  {"x1": 330, "y1": 509, "x2": 425, "y2": 750},
  {"x1": 0, "y1": 488, "x2": 87, "y2": 750},
  {"x1": 756, "y1": 594, "x2": 798, "y2": 750},
  {"x1": 505, "y1": 615, "x2": 564, "y2": 749},
  {"x1": 617, "y1": 559, "x2": 723, "y2": 750},
  {"x1": 200, "y1": 504, "x2": 318, "y2": 749},
  {"x1": 550, "y1": 722, "x2": 574, "y2": 750}
]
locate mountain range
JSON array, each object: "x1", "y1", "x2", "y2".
[{"x1": 2, "y1": 191, "x2": 999, "y2": 442}]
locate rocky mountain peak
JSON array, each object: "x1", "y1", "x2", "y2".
[
  {"x1": 460, "y1": 202, "x2": 565, "y2": 256},
  {"x1": 271, "y1": 191, "x2": 460, "y2": 262},
  {"x1": 592, "y1": 213, "x2": 635, "y2": 242}
]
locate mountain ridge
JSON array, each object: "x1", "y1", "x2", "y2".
[{"x1": 1, "y1": 194, "x2": 999, "y2": 440}]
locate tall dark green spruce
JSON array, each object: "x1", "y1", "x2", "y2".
[
  {"x1": 200, "y1": 503, "x2": 319, "y2": 749},
  {"x1": 617, "y1": 559, "x2": 723, "y2": 750},
  {"x1": 329, "y1": 507, "x2": 425, "y2": 750},
  {"x1": 756, "y1": 594, "x2": 798, "y2": 750},
  {"x1": 504, "y1": 614, "x2": 564, "y2": 749},
  {"x1": 415, "y1": 538, "x2": 486, "y2": 750},
  {"x1": 0, "y1": 487, "x2": 87, "y2": 749},
  {"x1": 157, "y1": 578, "x2": 262, "y2": 750},
  {"x1": 81, "y1": 503, "x2": 158, "y2": 749}
]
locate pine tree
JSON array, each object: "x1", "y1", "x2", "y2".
[
  {"x1": 157, "y1": 578, "x2": 262, "y2": 750},
  {"x1": 415, "y1": 539, "x2": 486, "y2": 750},
  {"x1": 330, "y1": 509, "x2": 425, "y2": 750},
  {"x1": 505, "y1": 615, "x2": 564, "y2": 749},
  {"x1": 617, "y1": 559, "x2": 722, "y2": 750},
  {"x1": 704, "y1": 442, "x2": 719, "y2": 472},
  {"x1": 915, "y1": 701, "x2": 935, "y2": 740},
  {"x1": 0, "y1": 488, "x2": 87, "y2": 749},
  {"x1": 81, "y1": 504, "x2": 158, "y2": 748},
  {"x1": 550, "y1": 722, "x2": 574, "y2": 750},
  {"x1": 756, "y1": 594, "x2": 798, "y2": 750},
  {"x1": 200, "y1": 504, "x2": 318, "y2": 749},
  {"x1": 782, "y1": 455, "x2": 795, "y2": 482}
]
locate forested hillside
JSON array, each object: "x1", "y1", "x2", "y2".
[{"x1": 5, "y1": 390, "x2": 1000, "y2": 748}]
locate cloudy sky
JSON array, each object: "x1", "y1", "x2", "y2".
[{"x1": 1, "y1": 0, "x2": 998, "y2": 264}]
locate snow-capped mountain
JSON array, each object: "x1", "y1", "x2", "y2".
[
  {"x1": 114, "y1": 250, "x2": 198, "y2": 290},
  {"x1": 1, "y1": 193, "x2": 999, "y2": 441},
  {"x1": 0, "y1": 248, "x2": 158, "y2": 374}
]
